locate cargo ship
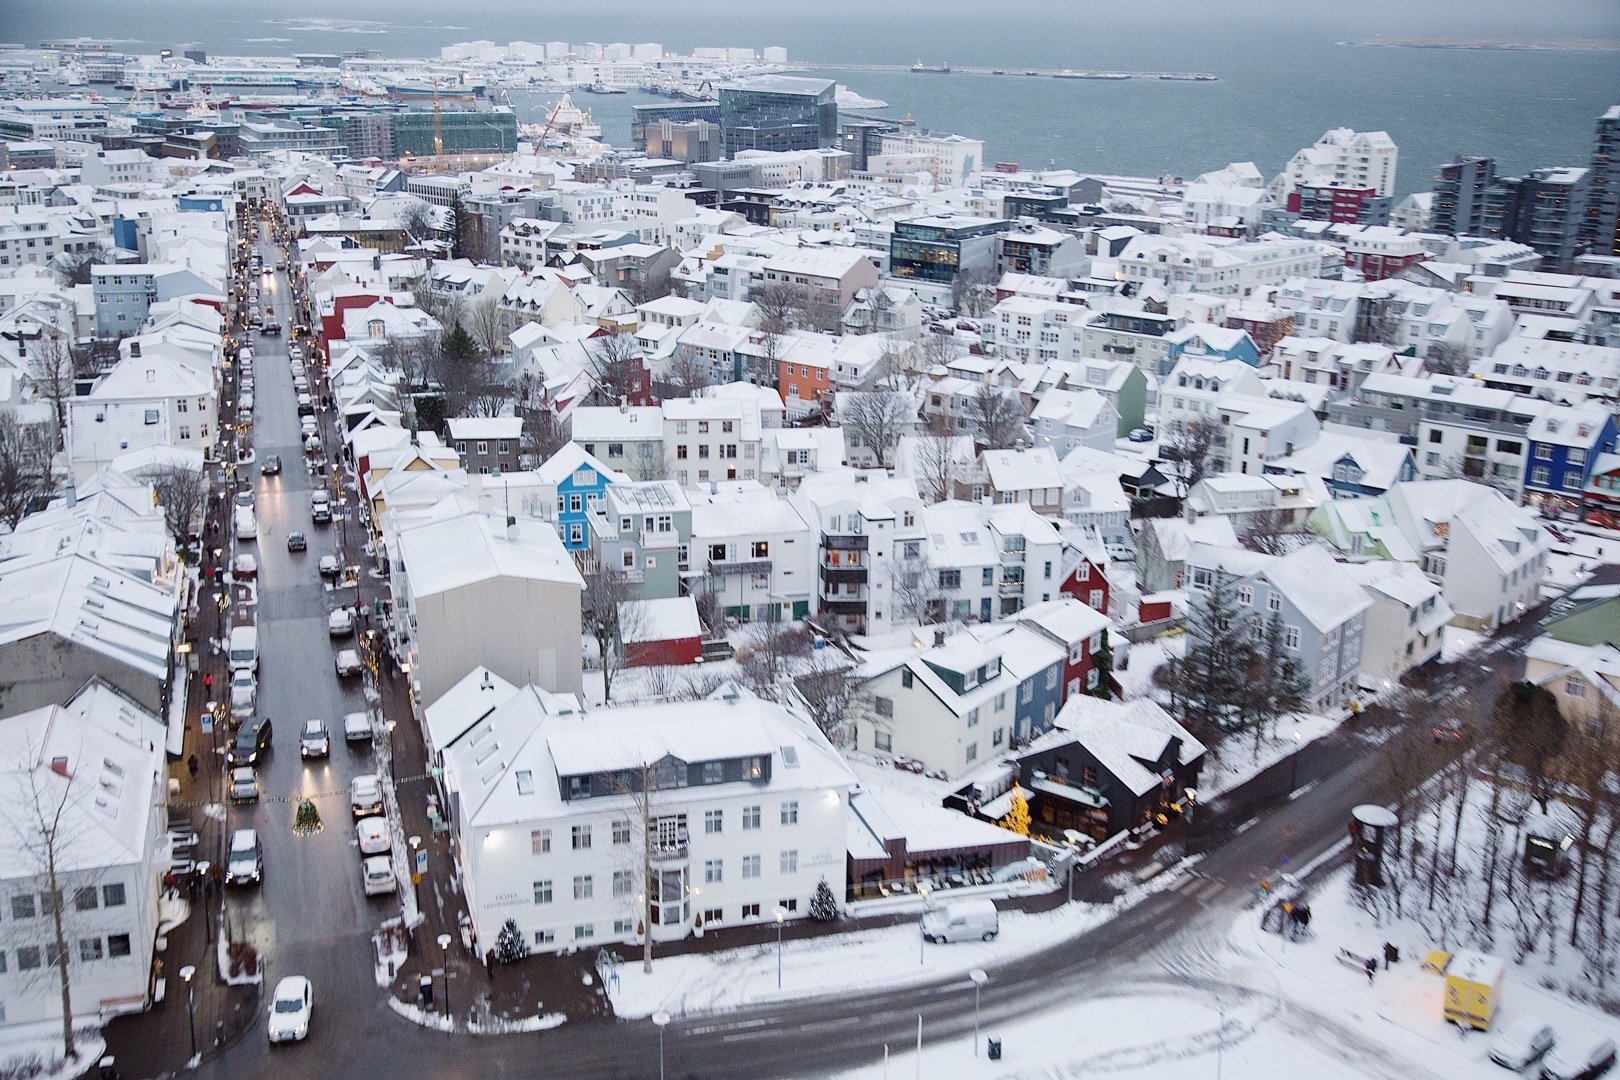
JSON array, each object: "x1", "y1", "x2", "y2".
[{"x1": 910, "y1": 60, "x2": 952, "y2": 74}]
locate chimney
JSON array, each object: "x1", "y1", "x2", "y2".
[
  {"x1": 506, "y1": 519, "x2": 519, "y2": 541},
  {"x1": 933, "y1": 629, "x2": 946, "y2": 647},
  {"x1": 49, "y1": 756, "x2": 71, "y2": 780},
  {"x1": 130, "y1": 340, "x2": 141, "y2": 357}
]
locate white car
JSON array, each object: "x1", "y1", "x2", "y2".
[
  {"x1": 1491, "y1": 1016, "x2": 1556, "y2": 1071},
  {"x1": 334, "y1": 649, "x2": 362, "y2": 678},
  {"x1": 230, "y1": 669, "x2": 257, "y2": 719},
  {"x1": 327, "y1": 607, "x2": 354, "y2": 636},
  {"x1": 343, "y1": 711, "x2": 372, "y2": 743},
  {"x1": 350, "y1": 773, "x2": 382, "y2": 818},
  {"x1": 232, "y1": 553, "x2": 258, "y2": 580},
  {"x1": 267, "y1": 975, "x2": 312, "y2": 1043},
  {"x1": 317, "y1": 555, "x2": 340, "y2": 578},
  {"x1": 356, "y1": 816, "x2": 390, "y2": 855},
  {"x1": 362, "y1": 855, "x2": 395, "y2": 897}
]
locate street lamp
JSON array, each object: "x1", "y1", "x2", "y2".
[
  {"x1": 436, "y1": 932, "x2": 452, "y2": 1025},
  {"x1": 1287, "y1": 730, "x2": 1302, "y2": 793},
  {"x1": 774, "y1": 906, "x2": 787, "y2": 989},
  {"x1": 651, "y1": 1011, "x2": 671, "y2": 1080},
  {"x1": 408, "y1": 835, "x2": 422, "y2": 909},
  {"x1": 969, "y1": 968, "x2": 988, "y2": 1057},
  {"x1": 916, "y1": 880, "x2": 933, "y2": 966},
  {"x1": 179, "y1": 964, "x2": 197, "y2": 1062}
]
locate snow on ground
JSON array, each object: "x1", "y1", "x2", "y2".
[
  {"x1": 1112, "y1": 633, "x2": 1180, "y2": 701},
  {"x1": 0, "y1": 1023, "x2": 106, "y2": 1080},
  {"x1": 609, "y1": 859, "x2": 1199, "y2": 1020},
  {"x1": 386, "y1": 997, "x2": 567, "y2": 1034},
  {"x1": 1197, "y1": 711, "x2": 1344, "y2": 800},
  {"x1": 842, "y1": 751, "x2": 955, "y2": 803},
  {"x1": 1441, "y1": 626, "x2": 1485, "y2": 663}
]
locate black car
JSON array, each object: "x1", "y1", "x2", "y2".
[
  {"x1": 260, "y1": 454, "x2": 282, "y2": 476},
  {"x1": 227, "y1": 716, "x2": 273, "y2": 766},
  {"x1": 286, "y1": 531, "x2": 307, "y2": 552}
]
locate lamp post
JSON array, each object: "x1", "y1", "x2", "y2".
[
  {"x1": 436, "y1": 932, "x2": 452, "y2": 1024},
  {"x1": 774, "y1": 906, "x2": 787, "y2": 989},
  {"x1": 1287, "y1": 730, "x2": 1302, "y2": 793},
  {"x1": 180, "y1": 964, "x2": 197, "y2": 1062},
  {"x1": 916, "y1": 880, "x2": 932, "y2": 966},
  {"x1": 969, "y1": 968, "x2": 988, "y2": 1057},
  {"x1": 651, "y1": 1011, "x2": 671, "y2": 1080},
  {"x1": 408, "y1": 835, "x2": 422, "y2": 908}
]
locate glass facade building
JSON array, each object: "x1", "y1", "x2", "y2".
[{"x1": 717, "y1": 77, "x2": 837, "y2": 157}]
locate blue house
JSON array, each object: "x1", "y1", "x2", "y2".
[
  {"x1": 963, "y1": 622, "x2": 1068, "y2": 743},
  {"x1": 1526, "y1": 404, "x2": 1618, "y2": 517},
  {"x1": 1164, "y1": 324, "x2": 1260, "y2": 375},
  {"x1": 536, "y1": 442, "x2": 627, "y2": 552}
]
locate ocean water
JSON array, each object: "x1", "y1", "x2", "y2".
[{"x1": 7, "y1": 0, "x2": 1619, "y2": 194}]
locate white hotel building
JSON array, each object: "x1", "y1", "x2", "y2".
[{"x1": 442, "y1": 682, "x2": 854, "y2": 953}]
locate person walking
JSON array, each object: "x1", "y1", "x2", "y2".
[
  {"x1": 187, "y1": 753, "x2": 199, "y2": 779},
  {"x1": 203, "y1": 672, "x2": 213, "y2": 695}
]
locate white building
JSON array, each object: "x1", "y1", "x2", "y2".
[
  {"x1": 66, "y1": 353, "x2": 216, "y2": 481},
  {"x1": 443, "y1": 683, "x2": 854, "y2": 953},
  {"x1": 1343, "y1": 560, "x2": 1452, "y2": 691},
  {"x1": 663, "y1": 396, "x2": 764, "y2": 488},
  {"x1": 689, "y1": 485, "x2": 816, "y2": 623},
  {"x1": 1116, "y1": 235, "x2": 1337, "y2": 297},
  {"x1": 0, "y1": 680, "x2": 167, "y2": 1030},
  {"x1": 1271, "y1": 128, "x2": 1399, "y2": 199},
  {"x1": 794, "y1": 470, "x2": 927, "y2": 636}
]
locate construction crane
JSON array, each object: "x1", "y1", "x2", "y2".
[{"x1": 432, "y1": 78, "x2": 444, "y2": 165}]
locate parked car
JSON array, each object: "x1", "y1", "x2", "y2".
[
  {"x1": 1127, "y1": 427, "x2": 1154, "y2": 443},
  {"x1": 328, "y1": 608, "x2": 354, "y2": 637},
  {"x1": 334, "y1": 649, "x2": 362, "y2": 678},
  {"x1": 239, "y1": 393, "x2": 255, "y2": 416},
  {"x1": 228, "y1": 716, "x2": 273, "y2": 766},
  {"x1": 304, "y1": 434, "x2": 322, "y2": 455},
  {"x1": 318, "y1": 555, "x2": 340, "y2": 578},
  {"x1": 232, "y1": 553, "x2": 258, "y2": 580},
  {"x1": 356, "y1": 816, "x2": 390, "y2": 855},
  {"x1": 299, "y1": 719, "x2": 330, "y2": 759},
  {"x1": 286, "y1": 531, "x2": 307, "y2": 552},
  {"x1": 310, "y1": 491, "x2": 332, "y2": 522},
  {"x1": 343, "y1": 711, "x2": 371, "y2": 743},
  {"x1": 350, "y1": 774, "x2": 382, "y2": 818},
  {"x1": 225, "y1": 828, "x2": 262, "y2": 885},
  {"x1": 267, "y1": 975, "x2": 313, "y2": 1044},
  {"x1": 260, "y1": 454, "x2": 282, "y2": 476},
  {"x1": 362, "y1": 855, "x2": 395, "y2": 897},
  {"x1": 1542, "y1": 1035, "x2": 1616, "y2": 1080},
  {"x1": 296, "y1": 393, "x2": 314, "y2": 416},
  {"x1": 920, "y1": 899, "x2": 999, "y2": 944},
  {"x1": 230, "y1": 669, "x2": 256, "y2": 719},
  {"x1": 262, "y1": 322, "x2": 282, "y2": 336},
  {"x1": 228, "y1": 766, "x2": 260, "y2": 803},
  {"x1": 234, "y1": 491, "x2": 254, "y2": 511},
  {"x1": 1491, "y1": 1017, "x2": 1556, "y2": 1071}
]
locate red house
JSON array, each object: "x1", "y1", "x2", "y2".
[
  {"x1": 1060, "y1": 553, "x2": 1110, "y2": 616},
  {"x1": 621, "y1": 597, "x2": 705, "y2": 668},
  {"x1": 1014, "y1": 597, "x2": 1113, "y2": 703}
]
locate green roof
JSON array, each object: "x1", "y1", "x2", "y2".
[{"x1": 1546, "y1": 595, "x2": 1620, "y2": 648}]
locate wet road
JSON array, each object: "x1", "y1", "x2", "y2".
[{"x1": 211, "y1": 227, "x2": 396, "y2": 1072}]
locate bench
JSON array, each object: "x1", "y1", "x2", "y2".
[{"x1": 1336, "y1": 947, "x2": 1376, "y2": 972}]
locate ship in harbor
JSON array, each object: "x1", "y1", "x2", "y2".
[
  {"x1": 1054, "y1": 70, "x2": 1132, "y2": 80},
  {"x1": 910, "y1": 60, "x2": 952, "y2": 74}
]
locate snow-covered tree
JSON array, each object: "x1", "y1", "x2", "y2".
[
  {"x1": 810, "y1": 878, "x2": 839, "y2": 922},
  {"x1": 999, "y1": 784, "x2": 1031, "y2": 837},
  {"x1": 495, "y1": 916, "x2": 529, "y2": 964}
]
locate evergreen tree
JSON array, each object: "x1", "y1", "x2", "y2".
[
  {"x1": 446, "y1": 192, "x2": 467, "y2": 260},
  {"x1": 999, "y1": 784, "x2": 1032, "y2": 837},
  {"x1": 1174, "y1": 567, "x2": 1250, "y2": 740},
  {"x1": 1242, "y1": 610, "x2": 1309, "y2": 759},
  {"x1": 440, "y1": 321, "x2": 481, "y2": 366},
  {"x1": 1090, "y1": 628, "x2": 1114, "y2": 700},
  {"x1": 293, "y1": 798, "x2": 323, "y2": 836},
  {"x1": 495, "y1": 916, "x2": 529, "y2": 964},
  {"x1": 810, "y1": 878, "x2": 839, "y2": 922}
]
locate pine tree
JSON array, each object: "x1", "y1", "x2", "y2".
[
  {"x1": 440, "y1": 321, "x2": 480, "y2": 366},
  {"x1": 495, "y1": 916, "x2": 529, "y2": 964},
  {"x1": 999, "y1": 784, "x2": 1032, "y2": 837},
  {"x1": 292, "y1": 798, "x2": 323, "y2": 836},
  {"x1": 1090, "y1": 628, "x2": 1114, "y2": 700},
  {"x1": 810, "y1": 878, "x2": 839, "y2": 922},
  {"x1": 1176, "y1": 566, "x2": 1250, "y2": 740},
  {"x1": 1243, "y1": 609, "x2": 1309, "y2": 759},
  {"x1": 446, "y1": 192, "x2": 468, "y2": 260}
]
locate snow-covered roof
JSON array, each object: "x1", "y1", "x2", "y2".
[
  {"x1": 394, "y1": 510, "x2": 584, "y2": 599},
  {"x1": 847, "y1": 787, "x2": 1027, "y2": 860},
  {"x1": 622, "y1": 596, "x2": 704, "y2": 644},
  {"x1": 421, "y1": 665, "x2": 520, "y2": 755},
  {"x1": 1047, "y1": 696, "x2": 1205, "y2": 797},
  {"x1": 445, "y1": 416, "x2": 523, "y2": 441},
  {"x1": 0, "y1": 555, "x2": 177, "y2": 680},
  {"x1": 982, "y1": 447, "x2": 1062, "y2": 492},
  {"x1": 1264, "y1": 545, "x2": 1372, "y2": 633}
]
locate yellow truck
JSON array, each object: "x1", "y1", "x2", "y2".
[{"x1": 1443, "y1": 950, "x2": 1505, "y2": 1030}]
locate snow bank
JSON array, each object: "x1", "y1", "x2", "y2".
[
  {"x1": 0, "y1": 1024, "x2": 106, "y2": 1080},
  {"x1": 610, "y1": 857, "x2": 1199, "y2": 1020},
  {"x1": 386, "y1": 997, "x2": 567, "y2": 1035}
]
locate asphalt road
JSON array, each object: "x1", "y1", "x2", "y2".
[
  {"x1": 184, "y1": 222, "x2": 1592, "y2": 1078},
  {"x1": 204, "y1": 226, "x2": 397, "y2": 1076}
]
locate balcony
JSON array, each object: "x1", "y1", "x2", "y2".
[
  {"x1": 650, "y1": 839, "x2": 689, "y2": 865},
  {"x1": 820, "y1": 564, "x2": 868, "y2": 586},
  {"x1": 711, "y1": 557, "x2": 772, "y2": 577},
  {"x1": 821, "y1": 596, "x2": 867, "y2": 616},
  {"x1": 1000, "y1": 546, "x2": 1025, "y2": 563},
  {"x1": 998, "y1": 579, "x2": 1024, "y2": 597},
  {"x1": 640, "y1": 528, "x2": 681, "y2": 550},
  {"x1": 823, "y1": 534, "x2": 869, "y2": 551}
]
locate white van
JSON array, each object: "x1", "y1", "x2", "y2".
[
  {"x1": 228, "y1": 625, "x2": 259, "y2": 674},
  {"x1": 310, "y1": 490, "x2": 331, "y2": 523},
  {"x1": 234, "y1": 506, "x2": 258, "y2": 540},
  {"x1": 920, "y1": 898, "x2": 999, "y2": 944}
]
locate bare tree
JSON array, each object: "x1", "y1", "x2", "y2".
[
  {"x1": 582, "y1": 569, "x2": 647, "y2": 702},
  {"x1": 514, "y1": 373, "x2": 570, "y2": 467},
  {"x1": 1359, "y1": 296, "x2": 1403, "y2": 347},
  {"x1": 1242, "y1": 508, "x2": 1303, "y2": 556},
  {"x1": 969, "y1": 384, "x2": 1025, "y2": 450},
  {"x1": 751, "y1": 281, "x2": 807, "y2": 338},
  {"x1": 793, "y1": 648, "x2": 861, "y2": 747},
  {"x1": 950, "y1": 264, "x2": 997, "y2": 318},
  {"x1": 399, "y1": 201, "x2": 439, "y2": 248},
  {"x1": 1424, "y1": 342, "x2": 1472, "y2": 378},
  {"x1": 889, "y1": 553, "x2": 945, "y2": 626},
  {"x1": 664, "y1": 344, "x2": 712, "y2": 400},
  {"x1": 913, "y1": 418, "x2": 963, "y2": 504},
  {"x1": 587, "y1": 331, "x2": 645, "y2": 406},
  {"x1": 27, "y1": 335, "x2": 75, "y2": 452},
  {"x1": 1161, "y1": 416, "x2": 1222, "y2": 499},
  {"x1": 628, "y1": 265, "x2": 674, "y2": 306},
  {"x1": 56, "y1": 248, "x2": 109, "y2": 287},
  {"x1": 0, "y1": 414, "x2": 55, "y2": 528},
  {"x1": 1, "y1": 745, "x2": 97, "y2": 1061},
  {"x1": 141, "y1": 462, "x2": 207, "y2": 552},
  {"x1": 737, "y1": 620, "x2": 812, "y2": 698},
  {"x1": 840, "y1": 391, "x2": 913, "y2": 469},
  {"x1": 374, "y1": 335, "x2": 435, "y2": 392},
  {"x1": 916, "y1": 329, "x2": 960, "y2": 373},
  {"x1": 465, "y1": 291, "x2": 507, "y2": 359}
]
